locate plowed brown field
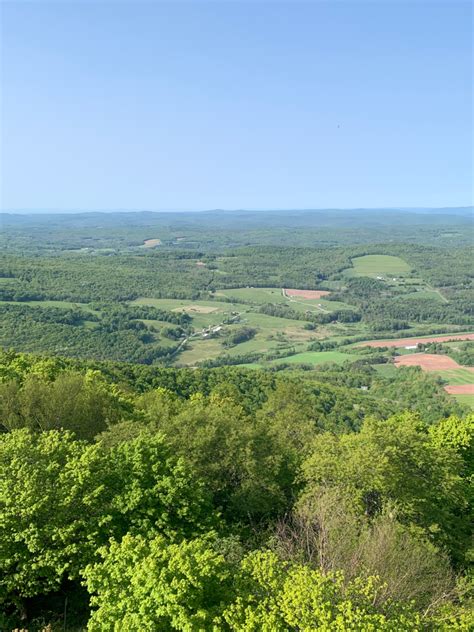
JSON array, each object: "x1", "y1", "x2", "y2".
[
  {"x1": 358, "y1": 333, "x2": 474, "y2": 348},
  {"x1": 285, "y1": 289, "x2": 330, "y2": 299},
  {"x1": 394, "y1": 353, "x2": 471, "y2": 371},
  {"x1": 444, "y1": 384, "x2": 474, "y2": 394}
]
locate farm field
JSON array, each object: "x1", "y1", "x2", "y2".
[
  {"x1": 214, "y1": 287, "x2": 287, "y2": 303},
  {"x1": 437, "y1": 369, "x2": 474, "y2": 385},
  {"x1": 374, "y1": 364, "x2": 398, "y2": 377},
  {"x1": 284, "y1": 289, "x2": 330, "y2": 299},
  {"x1": 131, "y1": 297, "x2": 248, "y2": 329},
  {"x1": 0, "y1": 216, "x2": 472, "y2": 373},
  {"x1": 133, "y1": 295, "x2": 323, "y2": 366},
  {"x1": 358, "y1": 333, "x2": 474, "y2": 348},
  {"x1": 141, "y1": 238, "x2": 162, "y2": 248},
  {"x1": 344, "y1": 254, "x2": 412, "y2": 278},
  {"x1": 403, "y1": 290, "x2": 446, "y2": 302},
  {"x1": 451, "y1": 393, "x2": 474, "y2": 407},
  {"x1": 391, "y1": 354, "x2": 474, "y2": 408},
  {"x1": 214, "y1": 286, "x2": 352, "y2": 313},
  {"x1": 271, "y1": 350, "x2": 357, "y2": 366},
  {"x1": 394, "y1": 353, "x2": 465, "y2": 371},
  {"x1": 444, "y1": 384, "x2": 474, "y2": 395},
  {"x1": 436, "y1": 370, "x2": 474, "y2": 408}
]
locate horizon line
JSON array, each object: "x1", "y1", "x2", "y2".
[{"x1": 1, "y1": 205, "x2": 473, "y2": 215}]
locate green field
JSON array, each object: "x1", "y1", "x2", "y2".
[
  {"x1": 451, "y1": 394, "x2": 474, "y2": 408},
  {"x1": 271, "y1": 350, "x2": 357, "y2": 366},
  {"x1": 214, "y1": 286, "x2": 353, "y2": 314},
  {"x1": 348, "y1": 331, "x2": 474, "y2": 349},
  {"x1": 214, "y1": 287, "x2": 286, "y2": 303},
  {"x1": 403, "y1": 290, "x2": 446, "y2": 302},
  {"x1": 133, "y1": 296, "x2": 322, "y2": 366},
  {"x1": 374, "y1": 363, "x2": 398, "y2": 377},
  {"x1": 132, "y1": 297, "x2": 248, "y2": 329},
  {"x1": 435, "y1": 369, "x2": 474, "y2": 385},
  {"x1": 345, "y1": 254, "x2": 412, "y2": 278}
]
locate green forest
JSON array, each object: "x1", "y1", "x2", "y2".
[
  {"x1": 1, "y1": 210, "x2": 473, "y2": 630},
  {"x1": 0, "y1": 349, "x2": 473, "y2": 630}
]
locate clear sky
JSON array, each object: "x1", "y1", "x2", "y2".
[{"x1": 1, "y1": 0, "x2": 472, "y2": 211}]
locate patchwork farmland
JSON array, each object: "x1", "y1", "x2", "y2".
[{"x1": 392, "y1": 352, "x2": 474, "y2": 408}]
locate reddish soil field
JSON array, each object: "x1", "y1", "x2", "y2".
[
  {"x1": 394, "y1": 353, "x2": 465, "y2": 371},
  {"x1": 444, "y1": 384, "x2": 474, "y2": 395},
  {"x1": 285, "y1": 289, "x2": 330, "y2": 299},
  {"x1": 358, "y1": 333, "x2": 474, "y2": 348}
]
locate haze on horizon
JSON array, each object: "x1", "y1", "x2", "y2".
[{"x1": 1, "y1": 1, "x2": 472, "y2": 211}]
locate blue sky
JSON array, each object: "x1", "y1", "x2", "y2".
[{"x1": 1, "y1": 0, "x2": 472, "y2": 210}]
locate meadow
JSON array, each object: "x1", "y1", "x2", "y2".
[
  {"x1": 271, "y1": 350, "x2": 358, "y2": 366},
  {"x1": 344, "y1": 254, "x2": 412, "y2": 278}
]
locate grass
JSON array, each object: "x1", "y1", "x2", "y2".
[
  {"x1": 176, "y1": 338, "x2": 224, "y2": 365},
  {"x1": 242, "y1": 311, "x2": 312, "y2": 332},
  {"x1": 213, "y1": 286, "x2": 353, "y2": 314},
  {"x1": 351, "y1": 331, "x2": 474, "y2": 346},
  {"x1": 271, "y1": 350, "x2": 357, "y2": 366},
  {"x1": 345, "y1": 255, "x2": 412, "y2": 278},
  {"x1": 403, "y1": 290, "x2": 446, "y2": 302},
  {"x1": 135, "y1": 296, "x2": 318, "y2": 365},
  {"x1": 374, "y1": 363, "x2": 398, "y2": 377},
  {"x1": 285, "y1": 297, "x2": 352, "y2": 313},
  {"x1": 435, "y1": 369, "x2": 474, "y2": 385},
  {"x1": 132, "y1": 297, "x2": 248, "y2": 329},
  {"x1": 215, "y1": 287, "x2": 286, "y2": 303},
  {"x1": 452, "y1": 394, "x2": 474, "y2": 408}
]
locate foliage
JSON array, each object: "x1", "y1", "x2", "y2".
[
  {"x1": 0, "y1": 429, "x2": 214, "y2": 609},
  {"x1": 301, "y1": 412, "x2": 470, "y2": 561},
  {"x1": 84, "y1": 533, "x2": 232, "y2": 631},
  {"x1": 0, "y1": 370, "x2": 131, "y2": 439},
  {"x1": 85, "y1": 537, "x2": 425, "y2": 631}
]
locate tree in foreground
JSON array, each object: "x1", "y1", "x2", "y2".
[
  {"x1": 301, "y1": 412, "x2": 471, "y2": 562},
  {"x1": 0, "y1": 429, "x2": 214, "y2": 614},
  {"x1": 84, "y1": 535, "x2": 434, "y2": 631}
]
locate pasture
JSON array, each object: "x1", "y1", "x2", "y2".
[
  {"x1": 284, "y1": 289, "x2": 330, "y2": 299},
  {"x1": 450, "y1": 393, "x2": 474, "y2": 408},
  {"x1": 141, "y1": 238, "x2": 162, "y2": 248},
  {"x1": 438, "y1": 369, "x2": 474, "y2": 385},
  {"x1": 403, "y1": 290, "x2": 446, "y2": 302},
  {"x1": 345, "y1": 254, "x2": 412, "y2": 278},
  {"x1": 215, "y1": 287, "x2": 286, "y2": 303},
  {"x1": 213, "y1": 286, "x2": 352, "y2": 314},
  {"x1": 133, "y1": 295, "x2": 320, "y2": 365},
  {"x1": 271, "y1": 350, "x2": 357, "y2": 366},
  {"x1": 132, "y1": 297, "x2": 248, "y2": 329}
]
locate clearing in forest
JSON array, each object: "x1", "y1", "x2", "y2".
[
  {"x1": 142, "y1": 238, "x2": 162, "y2": 248},
  {"x1": 345, "y1": 254, "x2": 411, "y2": 278}
]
